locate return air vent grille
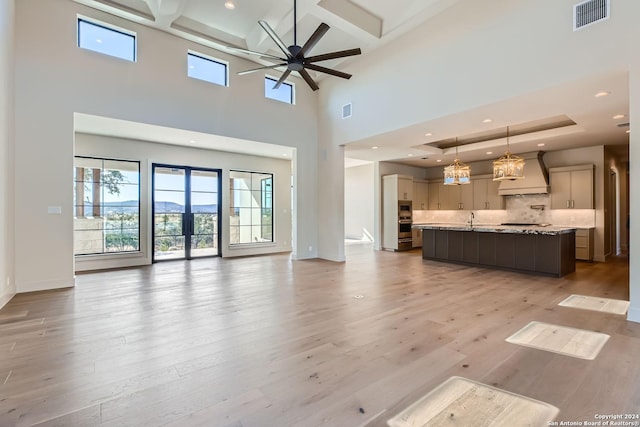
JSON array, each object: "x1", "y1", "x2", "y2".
[
  {"x1": 574, "y1": 0, "x2": 609, "y2": 30},
  {"x1": 342, "y1": 103, "x2": 352, "y2": 119}
]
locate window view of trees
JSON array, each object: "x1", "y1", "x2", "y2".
[
  {"x1": 73, "y1": 157, "x2": 140, "y2": 255},
  {"x1": 229, "y1": 171, "x2": 273, "y2": 245}
]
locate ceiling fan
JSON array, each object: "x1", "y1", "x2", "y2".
[{"x1": 233, "y1": 0, "x2": 362, "y2": 91}]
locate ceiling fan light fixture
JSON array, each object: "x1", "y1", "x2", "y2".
[
  {"x1": 235, "y1": 0, "x2": 361, "y2": 91},
  {"x1": 492, "y1": 126, "x2": 525, "y2": 181}
]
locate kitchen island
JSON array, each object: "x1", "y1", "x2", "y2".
[{"x1": 413, "y1": 223, "x2": 576, "y2": 277}]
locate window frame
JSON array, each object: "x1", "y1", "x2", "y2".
[
  {"x1": 187, "y1": 50, "x2": 229, "y2": 87},
  {"x1": 73, "y1": 156, "x2": 141, "y2": 257},
  {"x1": 265, "y1": 75, "x2": 295, "y2": 104},
  {"x1": 77, "y1": 15, "x2": 137, "y2": 62},
  {"x1": 229, "y1": 170, "x2": 275, "y2": 246}
]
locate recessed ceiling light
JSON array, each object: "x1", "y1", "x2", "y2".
[
  {"x1": 224, "y1": 1, "x2": 236, "y2": 10},
  {"x1": 595, "y1": 91, "x2": 610, "y2": 98},
  {"x1": 482, "y1": 118, "x2": 493, "y2": 123},
  {"x1": 486, "y1": 151, "x2": 493, "y2": 155},
  {"x1": 372, "y1": 146, "x2": 379, "y2": 150},
  {"x1": 189, "y1": 139, "x2": 196, "y2": 143},
  {"x1": 408, "y1": 154, "x2": 414, "y2": 157},
  {"x1": 424, "y1": 132, "x2": 433, "y2": 137},
  {"x1": 613, "y1": 114, "x2": 625, "y2": 120},
  {"x1": 436, "y1": 159, "x2": 442, "y2": 163},
  {"x1": 537, "y1": 143, "x2": 545, "y2": 147},
  {"x1": 96, "y1": 39, "x2": 103, "y2": 44}
]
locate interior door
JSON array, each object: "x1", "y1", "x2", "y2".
[{"x1": 153, "y1": 165, "x2": 220, "y2": 261}]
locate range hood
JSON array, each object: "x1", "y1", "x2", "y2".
[{"x1": 498, "y1": 152, "x2": 550, "y2": 195}]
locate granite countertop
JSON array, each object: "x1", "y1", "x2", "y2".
[{"x1": 412, "y1": 223, "x2": 577, "y2": 235}]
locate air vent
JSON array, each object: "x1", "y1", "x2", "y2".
[
  {"x1": 342, "y1": 103, "x2": 352, "y2": 119},
  {"x1": 574, "y1": 0, "x2": 609, "y2": 31}
]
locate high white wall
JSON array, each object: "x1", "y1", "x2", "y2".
[
  {"x1": 13, "y1": 0, "x2": 319, "y2": 293},
  {"x1": 344, "y1": 163, "x2": 374, "y2": 240},
  {"x1": 0, "y1": 0, "x2": 15, "y2": 309},
  {"x1": 75, "y1": 134, "x2": 292, "y2": 271}
]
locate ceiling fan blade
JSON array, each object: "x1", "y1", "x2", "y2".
[
  {"x1": 238, "y1": 63, "x2": 287, "y2": 76},
  {"x1": 273, "y1": 69, "x2": 292, "y2": 89},
  {"x1": 298, "y1": 23, "x2": 330, "y2": 58},
  {"x1": 259, "y1": 20, "x2": 293, "y2": 58},
  {"x1": 299, "y1": 68, "x2": 319, "y2": 91},
  {"x1": 224, "y1": 46, "x2": 285, "y2": 62},
  {"x1": 304, "y1": 63, "x2": 352, "y2": 80},
  {"x1": 305, "y1": 48, "x2": 362, "y2": 63}
]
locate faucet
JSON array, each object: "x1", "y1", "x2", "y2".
[{"x1": 469, "y1": 211, "x2": 475, "y2": 228}]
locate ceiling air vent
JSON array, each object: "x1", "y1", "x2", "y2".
[
  {"x1": 574, "y1": 0, "x2": 609, "y2": 31},
  {"x1": 342, "y1": 103, "x2": 352, "y2": 119}
]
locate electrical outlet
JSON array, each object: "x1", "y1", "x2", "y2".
[{"x1": 308, "y1": 245, "x2": 313, "y2": 252}]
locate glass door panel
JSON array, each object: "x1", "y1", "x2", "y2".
[
  {"x1": 153, "y1": 165, "x2": 220, "y2": 261},
  {"x1": 190, "y1": 170, "x2": 219, "y2": 258},
  {"x1": 153, "y1": 167, "x2": 186, "y2": 260}
]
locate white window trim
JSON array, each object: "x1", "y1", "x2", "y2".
[
  {"x1": 265, "y1": 74, "x2": 296, "y2": 105},
  {"x1": 187, "y1": 50, "x2": 230, "y2": 87},
  {"x1": 77, "y1": 14, "x2": 137, "y2": 62}
]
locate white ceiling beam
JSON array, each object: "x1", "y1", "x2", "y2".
[{"x1": 145, "y1": 0, "x2": 188, "y2": 27}]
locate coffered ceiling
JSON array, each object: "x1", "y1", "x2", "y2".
[{"x1": 73, "y1": 0, "x2": 630, "y2": 167}]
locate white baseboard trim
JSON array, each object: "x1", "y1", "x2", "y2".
[
  {"x1": 627, "y1": 306, "x2": 640, "y2": 323},
  {"x1": 18, "y1": 277, "x2": 75, "y2": 293},
  {"x1": 0, "y1": 292, "x2": 16, "y2": 310}
]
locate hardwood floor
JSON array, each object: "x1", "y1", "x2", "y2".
[{"x1": 0, "y1": 245, "x2": 638, "y2": 426}]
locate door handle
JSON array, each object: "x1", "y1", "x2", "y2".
[
  {"x1": 190, "y1": 213, "x2": 195, "y2": 235},
  {"x1": 181, "y1": 213, "x2": 187, "y2": 235}
]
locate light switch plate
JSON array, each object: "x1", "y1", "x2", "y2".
[{"x1": 47, "y1": 206, "x2": 62, "y2": 215}]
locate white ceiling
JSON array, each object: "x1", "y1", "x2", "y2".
[{"x1": 73, "y1": 0, "x2": 629, "y2": 167}]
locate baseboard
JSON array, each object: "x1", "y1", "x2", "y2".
[
  {"x1": 628, "y1": 306, "x2": 640, "y2": 324},
  {"x1": 0, "y1": 292, "x2": 16, "y2": 310}
]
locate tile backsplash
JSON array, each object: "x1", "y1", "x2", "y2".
[{"x1": 413, "y1": 194, "x2": 596, "y2": 228}]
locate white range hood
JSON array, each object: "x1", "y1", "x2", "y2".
[{"x1": 498, "y1": 152, "x2": 550, "y2": 196}]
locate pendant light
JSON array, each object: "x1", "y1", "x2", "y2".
[
  {"x1": 492, "y1": 126, "x2": 525, "y2": 181},
  {"x1": 443, "y1": 142, "x2": 471, "y2": 185}
]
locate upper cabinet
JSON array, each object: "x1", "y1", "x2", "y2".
[
  {"x1": 383, "y1": 174, "x2": 413, "y2": 201},
  {"x1": 427, "y1": 176, "x2": 502, "y2": 210},
  {"x1": 428, "y1": 182, "x2": 441, "y2": 209},
  {"x1": 413, "y1": 179, "x2": 429, "y2": 210},
  {"x1": 428, "y1": 182, "x2": 473, "y2": 210},
  {"x1": 473, "y1": 177, "x2": 505, "y2": 210},
  {"x1": 549, "y1": 165, "x2": 594, "y2": 209}
]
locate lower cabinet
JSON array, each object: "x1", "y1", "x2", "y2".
[
  {"x1": 421, "y1": 229, "x2": 576, "y2": 277},
  {"x1": 575, "y1": 228, "x2": 594, "y2": 261},
  {"x1": 412, "y1": 228, "x2": 423, "y2": 248}
]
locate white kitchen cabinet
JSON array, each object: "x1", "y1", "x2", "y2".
[
  {"x1": 473, "y1": 177, "x2": 505, "y2": 210},
  {"x1": 429, "y1": 181, "x2": 472, "y2": 210},
  {"x1": 412, "y1": 227, "x2": 423, "y2": 248},
  {"x1": 413, "y1": 179, "x2": 429, "y2": 210},
  {"x1": 397, "y1": 175, "x2": 414, "y2": 200},
  {"x1": 428, "y1": 182, "x2": 441, "y2": 210},
  {"x1": 575, "y1": 228, "x2": 594, "y2": 261},
  {"x1": 549, "y1": 165, "x2": 594, "y2": 209}
]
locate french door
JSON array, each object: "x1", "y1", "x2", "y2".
[{"x1": 152, "y1": 164, "x2": 221, "y2": 261}]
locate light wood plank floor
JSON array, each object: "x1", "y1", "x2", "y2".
[{"x1": 1, "y1": 245, "x2": 638, "y2": 426}]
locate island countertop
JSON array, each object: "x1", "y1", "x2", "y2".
[{"x1": 412, "y1": 223, "x2": 577, "y2": 235}]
